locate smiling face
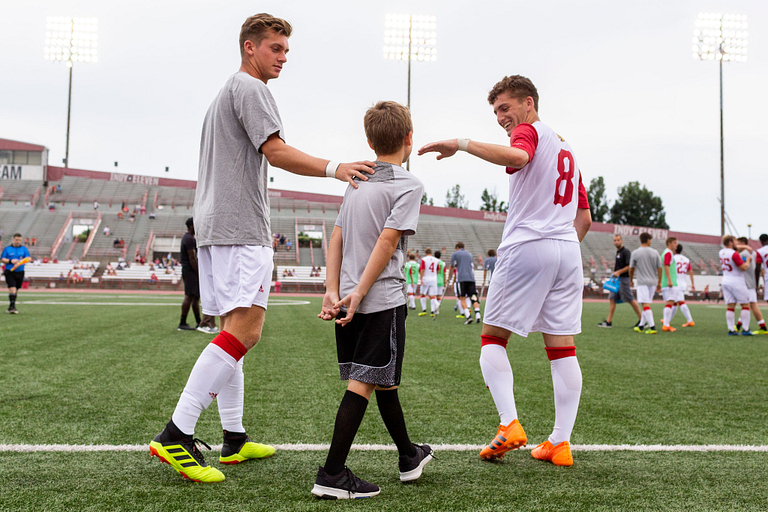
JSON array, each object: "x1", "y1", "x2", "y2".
[
  {"x1": 492, "y1": 92, "x2": 533, "y2": 136},
  {"x1": 244, "y1": 31, "x2": 289, "y2": 83}
]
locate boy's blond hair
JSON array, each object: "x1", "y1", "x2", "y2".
[
  {"x1": 239, "y1": 13, "x2": 293, "y2": 57},
  {"x1": 364, "y1": 101, "x2": 412, "y2": 156}
]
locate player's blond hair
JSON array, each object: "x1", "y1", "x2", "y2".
[
  {"x1": 239, "y1": 13, "x2": 293, "y2": 58},
  {"x1": 665, "y1": 236, "x2": 677, "y2": 246},
  {"x1": 487, "y1": 75, "x2": 539, "y2": 112},
  {"x1": 722, "y1": 235, "x2": 736, "y2": 247},
  {"x1": 364, "y1": 101, "x2": 413, "y2": 156}
]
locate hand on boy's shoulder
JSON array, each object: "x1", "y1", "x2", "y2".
[{"x1": 336, "y1": 161, "x2": 376, "y2": 189}]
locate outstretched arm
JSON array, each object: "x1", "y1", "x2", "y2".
[
  {"x1": 417, "y1": 139, "x2": 530, "y2": 168},
  {"x1": 261, "y1": 133, "x2": 375, "y2": 189}
]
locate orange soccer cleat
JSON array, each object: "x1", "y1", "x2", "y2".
[
  {"x1": 662, "y1": 325, "x2": 676, "y2": 332},
  {"x1": 480, "y1": 419, "x2": 527, "y2": 460},
  {"x1": 531, "y1": 440, "x2": 573, "y2": 466},
  {"x1": 682, "y1": 321, "x2": 695, "y2": 327}
]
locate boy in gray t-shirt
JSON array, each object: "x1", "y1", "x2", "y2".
[{"x1": 313, "y1": 101, "x2": 433, "y2": 500}]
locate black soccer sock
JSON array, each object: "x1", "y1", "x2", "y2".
[
  {"x1": 324, "y1": 390, "x2": 369, "y2": 475},
  {"x1": 179, "y1": 314, "x2": 187, "y2": 325},
  {"x1": 9, "y1": 294, "x2": 16, "y2": 308},
  {"x1": 165, "y1": 418, "x2": 191, "y2": 439},
  {"x1": 193, "y1": 310, "x2": 201, "y2": 325},
  {"x1": 375, "y1": 388, "x2": 417, "y2": 457}
]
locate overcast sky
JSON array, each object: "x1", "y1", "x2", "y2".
[{"x1": 2, "y1": 0, "x2": 766, "y2": 237}]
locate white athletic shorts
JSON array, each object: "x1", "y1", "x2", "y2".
[
  {"x1": 407, "y1": 284, "x2": 416, "y2": 295},
  {"x1": 198, "y1": 245, "x2": 273, "y2": 316},
  {"x1": 437, "y1": 286, "x2": 445, "y2": 297},
  {"x1": 484, "y1": 239, "x2": 582, "y2": 337},
  {"x1": 636, "y1": 285, "x2": 656, "y2": 304},
  {"x1": 675, "y1": 285, "x2": 686, "y2": 302},
  {"x1": 721, "y1": 280, "x2": 750, "y2": 305},
  {"x1": 421, "y1": 280, "x2": 438, "y2": 296},
  {"x1": 747, "y1": 288, "x2": 758, "y2": 303},
  {"x1": 661, "y1": 287, "x2": 677, "y2": 302}
]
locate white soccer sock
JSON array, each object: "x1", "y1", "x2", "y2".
[
  {"x1": 420, "y1": 297, "x2": 427, "y2": 311},
  {"x1": 172, "y1": 343, "x2": 238, "y2": 435},
  {"x1": 217, "y1": 358, "x2": 245, "y2": 433},
  {"x1": 479, "y1": 343, "x2": 518, "y2": 426},
  {"x1": 740, "y1": 308, "x2": 751, "y2": 331},
  {"x1": 680, "y1": 304, "x2": 693, "y2": 323},
  {"x1": 643, "y1": 309, "x2": 655, "y2": 328},
  {"x1": 671, "y1": 305, "x2": 678, "y2": 320},
  {"x1": 549, "y1": 355, "x2": 582, "y2": 446},
  {"x1": 726, "y1": 309, "x2": 735, "y2": 331},
  {"x1": 430, "y1": 298, "x2": 437, "y2": 313},
  {"x1": 474, "y1": 307, "x2": 481, "y2": 320},
  {"x1": 662, "y1": 306, "x2": 672, "y2": 327},
  {"x1": 408, "y1": 295, "x2": 415, "y2": 308}
]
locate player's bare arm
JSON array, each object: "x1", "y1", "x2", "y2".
[
  {"x1": 628, "y1": 267, "x2": 635, "y2": 282},
  {"x1": 261, "y1": 134, "x2": 375, "y2": 189},
  {"x1": 319, "y1": 226, "x2": 343, "y2": 321},
  {"x1": 664, "y1": 265, "x2": 674, "y2": 287},
  {"x1": 417, "y1": 139, "x2": 530, "y2": 168},
  {"x1": 335, "y1": 228, "x2": 403, "y2": 326},
  {"x1": 737, "y1": 257, "x2": 751, "y2": 271},
  {"x1": 574, "y1": 208, "x2": 592, "y2": 243},
  {"x1": 656, "y1": 268, "x2": 663, "y2": 293}
]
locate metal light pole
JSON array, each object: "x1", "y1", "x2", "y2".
[
  {"x1": 692, "y1": 12, "x2": 748, "y2": 237},
  {"x1": 45, "y1": 16, "x2": 99, "y2": 168},
  {"x1": 384, "y1": 14, "x2": 437, "y2": 170}
]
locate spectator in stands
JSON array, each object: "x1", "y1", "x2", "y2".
[
  {"x1": 150, "y1": 272, "x2": 159, "y2": 283},
  {"x1": 42, "y1": 256, "x2": 49, "y2": 264},
  {"x1": 279, "y1": 234, "x2": 286, "y2": 246},
  {"x1": 285, "y1": 238, "x2": 292, "y2": 251},
  {"x1": 117, "y1": 262, "x2": 124, "y2": 270},
  {"x1": 93, "y1": 200, "x2": 99, "y2": 210},
  {"x1": 57, "y1": 184, "x2": 62, "y2": 193},
  {"x1": 59, "y1": 272, "x2": 64, "y2": 280},
  {"x1": 121, "y1": 201, "x2": 126, "y2": 211},
  {"x1": 52, "y1": 257, "x2": 58, "y2": 264},
  {"x1": 129, "y1": 213, "x2": 136, "y2": 222},
  {"x1": 139, "y1": 255, "x2": 146, "y2": 265},
  {"x1": 103, "y1": 226, "x2": 111, "y2": 236},
  {"x1": 24, "y1": 237, "x2": 30, "y2": 246},
  {"x1": 117, "y1": 211, "x2": 124, "y2": 220},
  {"x1": 31, "y1": 238, "x2": 36, "y2": 246},
  {"x1": 140, "y1": 205, "x2": 146, "y2": 215},
  {"x1": 149, "y1": 211, "x2": 156, "y2": 220},
  {"x1": 598, "y1": 234, "x2": 643, "y2": 329}
]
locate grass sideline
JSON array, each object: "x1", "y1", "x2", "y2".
[{"x1": 1, "y1": 293, "x2": 767, "y2": 510}]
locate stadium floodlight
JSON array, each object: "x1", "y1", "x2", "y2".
[
  {"x1": 692, "y1": 12, "x2": 748, "y2": 237},
  {"x1": 44, "y1": 16, "x2": 99, "y2": 168},
  {"x1": 384, "y1": 14, "x2": 437, "y2": 170}
]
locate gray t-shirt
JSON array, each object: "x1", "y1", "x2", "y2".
[
  {"x1": 336, "y1": 162, "x2": 424, "y2": 314},
  {"x1": 451, "y1": 249, "x2": 475, "y2": 282},
  {"x1": 629, "y1": 246, "x2": 661, "y2": 286},
  {"x1": 484, "y1": 256, "x2": 497, "y2": 274},
  {"x1": 741, "y1": 250, "x2": 756, "y2": 290},
  {"x1": 195, "y1": 72, "x2": 284, "y2": 247}
]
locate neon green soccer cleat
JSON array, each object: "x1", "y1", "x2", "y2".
[
  {"x1": 219, "y1": 431, "x2": 276, "y2": 464},
  {"x1": 150, "y1": 430, "x2": 224, "y2": 483}
]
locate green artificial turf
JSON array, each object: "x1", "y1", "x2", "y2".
[{"x1": 1, "y1": 293, "x2": 766, "y2": 511}]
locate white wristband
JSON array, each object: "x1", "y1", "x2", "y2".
[
  {"x1": 457, "y1": 138, "x2": 470, "y2": 151},
  {"x1": 325, "y1": 161, "x2": 340, "y2": 178}
]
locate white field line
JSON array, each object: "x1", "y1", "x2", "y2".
[
  {"x1": 2, "y1": 443, "x2": 767, "y2": 453},
  {"x1": 17, "y1": 300, "x2": 311, "y2": 307}
]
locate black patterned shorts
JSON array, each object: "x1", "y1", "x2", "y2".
[{"x1": 335, "y1": 304, "x2": 407, "y2": 387}]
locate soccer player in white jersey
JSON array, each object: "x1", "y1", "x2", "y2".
[
  {"x1": 660, "y1": 237, "x2": 679, "y2": 332},
  {"x1": 736, "y1": 237, "x2": 767, "y2": 334},
  {"x1": 418, "y1": 248, "x2": 440, "y2": 317},
  {"x1": 148, "y1": 14, "x2": 375, "y2": 483},
  {"x1": 719, "y1": 235, "x2": 753, "y2": 336},
  {"x1": 671, "y1": 244, "x2": 695, "y2": 327},
  {"x1": 757, "y1": 234, "x2": 768, "y2": 303},
  {"x1": 419, "y1": 75, "x2": 592, "y2": 466}
]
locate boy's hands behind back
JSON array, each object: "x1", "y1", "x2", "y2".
[
  {"x1": 318, "y1": 291, "x2": 340, "y2": 321},
  {"x1": 334, "y1": 289, "x2": 364, "y2": 326}
]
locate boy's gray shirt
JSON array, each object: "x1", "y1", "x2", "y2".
[
  {"x1": 336, "y1": 162, "x2": 424, "y2": 314},
  {"x1": 740, "y1": 249, "x2": 756, "y2": 290},
  {"x1": 195, "y1": 72, "x2": 284, "y2": 248},
  {"x1": 629, "y1": 246, "x2": 662, "y2": 286}
]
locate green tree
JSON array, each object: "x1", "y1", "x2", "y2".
[
  {"x1": 609, "y1": 181, "x2": 669, "y2": 229},
  {"x1": 587, "y1": 176, "x2": 610, "y2": 223},
  {"x1": 445, "y1": 184, "x2": 468, "y2": 209},
  {"x1": 480, "y1": 188, "x2": 508, "y2": 213},
  {"x1": 421, "y1": 192, "x2": 434, "y2": 206}
]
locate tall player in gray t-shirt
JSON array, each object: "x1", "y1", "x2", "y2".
[
  {"x1": 150, "y1": 14, "x2": 376, "y2": 484},
  {"x1": 314, "y1": 101, "x2": 432, "y2": 499},
  {"x1": 737, "y1": 237, "x2": 767, "y2": 333},
  {"x1": 628, "y1": 233, "x2": 662, "y2": 333}
]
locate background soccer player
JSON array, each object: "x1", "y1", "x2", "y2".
[
  {"x1": 736, "y1": 237, "x2": 766, "y2": 334},
  {"x1": 418, "y1": 248, "x2": 439, "y2": 317},
  {"x1": 419, "y1": 74, "x2": 591, "y2": 467},
  {"x1": 1, "y1": 233, "x2": 30, "y2": 314},
  {"x1": 448, "y1": 242, "x2": 481, "y2": 324},
  {"x1": 149, "y1": 13, "x2": 375, "y2": 483},
  {"x1": 671, "y1": 243, "x2": 695, "y2": 327},
  {"x1": 598, "y1": 234, "x2": 642, "y2": 328},
  {"x1": 404, "y1": 253, "x2": 419, "y2": 309},
  {"x1": 660, "y1": 237, "x2": 679, "y2": 332},
  {"x1": 629, "y1": 233, "x2": 662, "y2": 334},
  {"x1": 720, "y1": 235, "x2": 752, "y2": 336}
]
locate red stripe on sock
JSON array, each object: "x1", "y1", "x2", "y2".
[
  {"x1": 665, "y1": 305, "x2": 672, "y2": 309},
  {"x1": 481, "y1": 335, "x2": 508, "y2": 349},
  {"x1": 679, "y1": 302, "x2": 685, "y2": 305},
  {"x1": 727, "y1": 307, "x2": 735, "y2": 312},
  {"x1": 212, "y1": 331, "x2": 248, "y2": 362},
  {"x1": 643, "y1": 306, "x2": 651, "y2": 311},
  {"x1": 546, "y1": 346, "x2": 576, "y2": 360}
]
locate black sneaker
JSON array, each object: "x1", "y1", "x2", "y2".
[
  {"x1": 736, "y1": 322, "x2": 743, "y2": 332},
  {"x1": 598, "y1": 320, "x2": 612, "y2": 328},
  {"x1": 8, "y1": 307, "x2": 18, "y2": 315},
  {"x1": 464, "y1": 317, "x2": 473, "y2": 325},
  {"x1": 399, "y1": 443, "x2": 434, "y2": 482},
  {"x1": 177, "y1": 323, "x2": 196, "y2": 331},
  {"x1": 311, "y1": 466, "x2": 380, "y2": 499}
]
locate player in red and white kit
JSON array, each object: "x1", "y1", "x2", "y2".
[
  {"x1": 720, "y1": 235, "x2": 752, "y2": 335},
  {"x1": 419, "y1": 75, "x2": 591, "y2": 467},
  {"x1": 757, "y1": 234, "x2": 768, "y2": 303},
  {"x1": 671, "y1": 244, "x2": 695, "y2": 327},
  {"x1": 418, "y1": 248, "x2": 440, "y2": 317}
]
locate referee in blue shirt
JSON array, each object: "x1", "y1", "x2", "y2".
[{"x1": 1, "y1": 233, "x2": 31, "y2": 314}]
